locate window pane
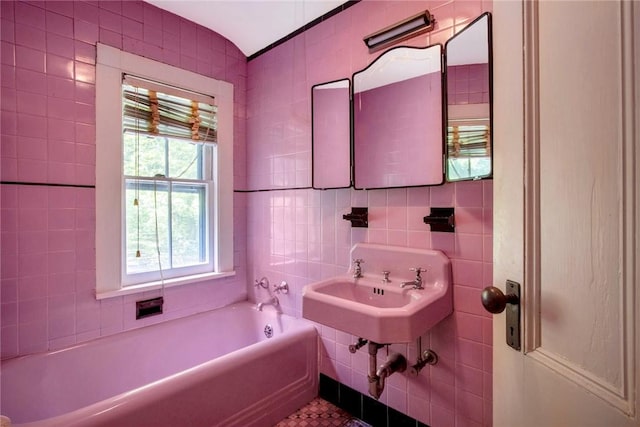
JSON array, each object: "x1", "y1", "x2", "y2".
[
  {"x1": 447, "y1": 157, "x2": 491, "y2": 180},
  {"x1": 172, "y1": 183, "x2": 207, "y2": 268},
  {"x1": 123, "y1": 133, "x2": 166, "y2": 178},
  {"x1": 125, "y1": 180, "x2": 170, "y2": 274},
  {"x1": 168, "y1": 139, "x2": 202, "y2": 179}
]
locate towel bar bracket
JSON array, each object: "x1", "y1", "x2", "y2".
[{"x1": 423, "y1": 207, "x2": 455, "y2": 233}]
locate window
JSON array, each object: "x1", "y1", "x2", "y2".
[
  {"x1": 96, "y1": 44, "x2": 234, "y2": 298},
  {"x1": 122, "y1": 77, "x2": 217, "y2": 285}
]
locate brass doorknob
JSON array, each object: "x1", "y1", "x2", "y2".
[{"x1": 481, "y1": 286, "x2": 519, "y2": 314}]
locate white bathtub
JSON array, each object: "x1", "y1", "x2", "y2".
[{"x1": 1, "y1": 302, "x2": 318, "y2": 427}]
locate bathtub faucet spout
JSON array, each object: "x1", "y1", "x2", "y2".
[{"x1": 257, "y1": 296, "x2": 279, "y2": 311}]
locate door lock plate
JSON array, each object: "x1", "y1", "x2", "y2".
[{"x1": 505, "y1": 280, "x2": 521, "y2": 351}]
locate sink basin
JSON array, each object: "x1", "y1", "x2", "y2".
[
  {"x1": 313, "y1": 279, "x2": 414, "y2": 308},
  {"x1": 302, "y1": 243, "x2": 452, "y2": 343}
]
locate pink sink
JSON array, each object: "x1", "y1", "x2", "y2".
[{"x1": 302, "y1": 243, "x2": 452, "y2": 343}]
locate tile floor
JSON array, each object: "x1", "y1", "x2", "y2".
[{"x1": 275, "y1": 397, "x2": 371, "y2": 427}]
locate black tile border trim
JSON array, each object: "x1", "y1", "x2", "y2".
[
  {"x1": 247, "y1": 1, "x2": 361, "y2": 61},
  {"x1": 233, "y1": 186, "x2": 312, "y2": 193},
  {"x1": 1, "y1": 181, "x2": 96, "y2": 189},
  {"x1": 319, "y1": 374, "x2": 430, "y2": 427}
]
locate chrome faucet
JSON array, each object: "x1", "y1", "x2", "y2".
[
  {"x1": 382, "y1": 271, "x2": 391, "y2": 283},
  {"x1": 401, "y1": 267, "x2": 426, "y2": 290},
  {"x1": 352, "y1": 259, "x2": 364, "y2": 278},
  {"x1": 257, "y1": 296, "x2": 279, "y2": 311}
]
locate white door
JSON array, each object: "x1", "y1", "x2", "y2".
[{"x1": 492, "y1": 1, "x2": 639, "y2": 426}]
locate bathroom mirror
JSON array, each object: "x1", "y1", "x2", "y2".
[
  {"x1": 445, "y1": 12, "x2": 493, "y2": 181},
  {"x1": 352, "y1": 44, "x2": 444, "y2": 189},
  {"x1": 312, "y1": 79, "x2": 352, "y2": 189}
]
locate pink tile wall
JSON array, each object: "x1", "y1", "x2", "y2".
[
  {"x1": 1, "y1": 1, "x2": 248, "y2": 358},
  {"x1": 246, "y1": 1, "x2": 493, "y2": 426}
]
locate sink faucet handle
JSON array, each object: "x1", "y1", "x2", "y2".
[
  {"x1": 353, "y1": 258, "x2": 364, "y2": 270},
  {"x1": 382, "y1": 271, "x2": 391, "y2": 283},
  {"x1": 410, "y1": 267, "x2": 426, "y2": 278},
  {"x1": 352, "y1": 259, "x2": 364, "y2": 278}
]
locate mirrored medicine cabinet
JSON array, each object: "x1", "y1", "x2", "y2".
[
  {"x1": 445, "y1": 13, "x2": 492, "y2": 182},
  {"x1": 311, "y1": 79, "x2": 352, "y2": 189},
  {"x1": 353, "y1": 44, "x2": 443, "y2": 189},
  {"x1": 311, "y1": 12, "x2": 493, "y2": 190}
]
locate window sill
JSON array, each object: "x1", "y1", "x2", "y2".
[{"x1": 96, "y1": 271, "x2": 237, "y2": 300}]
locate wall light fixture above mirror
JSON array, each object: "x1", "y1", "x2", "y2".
[{"x1": 363, "y1": 10, "x2": 436, "y2": 53}]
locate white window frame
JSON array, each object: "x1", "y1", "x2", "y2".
[{"x1": 95, "y1": 43, "x2": 234, "y2": 299}]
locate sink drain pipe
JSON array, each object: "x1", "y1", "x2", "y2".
[{"x1": 367, "y1": 342, "x2": 407, "y2": 400}]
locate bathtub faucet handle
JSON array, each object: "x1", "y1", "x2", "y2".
[
  {"x1": 273, "y1": 281, "x2": 289, "y2": 294},
  {"x1": 255, "y1": 277, "x2": 269, "y2": 289}
]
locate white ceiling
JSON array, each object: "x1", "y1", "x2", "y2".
[{"x1": 145, "y1": 0, "x2": 346, "y2": 57}]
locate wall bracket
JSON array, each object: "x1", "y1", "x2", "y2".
[
  {"x1": 423, "y1": 207, "x2": 455, "y2": 232},
  {"x1": 343, "y1": 207, "x2": 368, "y2": 228}
]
